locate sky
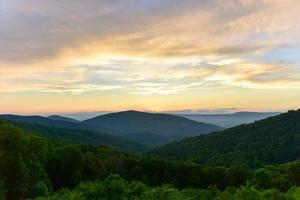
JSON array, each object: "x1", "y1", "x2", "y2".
[{"x1": 0, "y1": 0, "x2": 300, "y2": 114}]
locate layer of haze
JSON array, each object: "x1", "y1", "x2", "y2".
[{"x1": 0, "y1": 0, "x2": 300, "y2": 114}]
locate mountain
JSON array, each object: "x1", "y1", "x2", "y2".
[
  {"x1": 180, "y1": 112, "x2": 280, "y2": 128},
  {"x1": 82, "y1": 110, "x2": 223, "y2": 145},
  {"x1": 47, "y1": 115, "x2": 80, "y2": 123},
  {"x1": 149, "y1": 109, "x2": 300, "y2": 167}
]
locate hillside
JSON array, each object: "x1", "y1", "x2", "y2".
[
  {"x1": 180, "y1": 112, "x2": 280, "y2": 128},
  {"x1": 149, "y1": 109, "x2": 300, "y2": 167},
  {"x1": 9, "y1": 121, "x2": 145, "y2": 153},
  {"x1": 0, "y1": 121, "x2": 134, "y2": 199},
  {"x1": 83, "y1": 110, "x2": 222, "y2": 145}
]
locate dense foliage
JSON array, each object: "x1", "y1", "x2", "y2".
[
  {"x1": 36, "y1": 175, "x2": 300, "y2": 200},
  {"x1": 149, "y1": 109, "x2": 300, "y2": 167},
  {"x1": 2, "y1": 120, "x2": 300, "y2": 199}
]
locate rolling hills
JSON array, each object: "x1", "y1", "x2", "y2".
[
  {"x1": 0, "y1": 114, "x2": 119, "y2": 136},
  {"x1": 0, "y1": 111, "x2": 222, "y2": 147},
  {"x1": 0, "y1": 115, "x2": 145, "y2": 153},
  {"x1": 149, "y1": 109, "x2": 300, "y2": 167}
]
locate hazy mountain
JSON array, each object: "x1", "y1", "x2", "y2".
[
  {"x1": 180, "y1": 112, "x2": 280, "y2": 128},
  {"x1": 149, "y1": 109, "x2": 300, "y2": 167},
  {"x1": 47, "y1": 115, "x2": 80, "y2": 123},
  {"x1": 82, "y1": 110, "x2": 222, "y2": 145}
]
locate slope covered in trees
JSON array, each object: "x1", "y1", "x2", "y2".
[
  {"x1": 2, "y1": 120, "x2": 300, "y2": 199},
  {"x1": 149, "y1": 109, "x2": 300, "y2": 167},
  {"x1": 10, "y1": 121, "x2": 145, "y2": 153}
]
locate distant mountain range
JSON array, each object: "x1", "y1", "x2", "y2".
[
  {"x1": 51, "y1": 110, "x2": 280, "y2": 128},
  {"x1": 149, "y1": 109, "x2": 299, "y2": 167},
  {"x1": 0, "y1": 110, "x2": 222, "y2": 147},
  {"x1": 179, "y1": 112, "x2": 280, "y2": 127}
]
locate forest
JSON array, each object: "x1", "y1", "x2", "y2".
[{"x1": 1, "y1": 112, "x2": 300, "y2": 200}]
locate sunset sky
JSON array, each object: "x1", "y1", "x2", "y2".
[{"x1": 0, "y1": 0, "x2": 300, "y2": 114}]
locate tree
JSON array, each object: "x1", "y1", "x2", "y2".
[
  {"x1": 287, "y1": 161, "x2": 300, "y2": 185},
  {"x1": 206, "y1": 167, "x2": 228, "y2": 190},
  {"x1": 234, "y1": 186, "x2": 260, "y2": 200},
  {"x1": 32, "y1": 181, "x2": 50, "y2": 198},
  {"x1": 226, "y1": 165, "x2": 252, "y2": 187},
  {"x1": 253, "y1": 168, "x2": 271, "y2": 189}
]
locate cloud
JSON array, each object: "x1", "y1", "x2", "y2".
[
  {"x1": 0, "y1": 0, "x2": 300, "y2": 96},
  {"x1": 0, "y1": 65, "x2": 122, "y2": 93},
  {"x1": 1, "y1": 55, "x2": 300, "y2": 95},
  {"x1": 1, "y1": 0, "x2": 300, "y2": 63}
]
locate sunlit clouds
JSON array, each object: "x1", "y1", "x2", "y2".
[{"x1": 0, "y1": 0, "x2": 300, "y2": 113}]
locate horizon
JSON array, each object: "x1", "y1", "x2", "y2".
[
  {"x1": 0, "y1": 108, "x2": 285, "y2": 121},
  {"x1": 1, "y1": 0, "x2": 300, "y2": 113}
]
